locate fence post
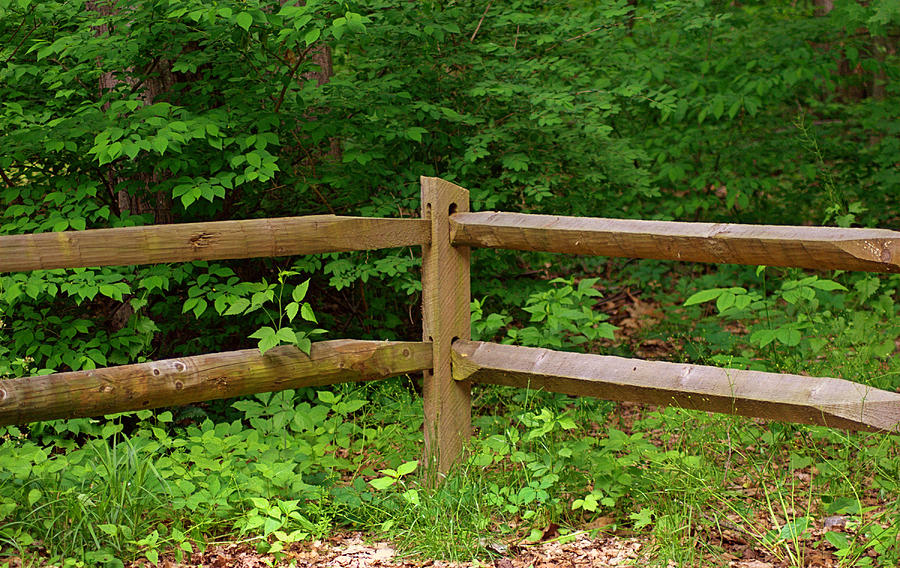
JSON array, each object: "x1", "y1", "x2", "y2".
[{"x1": 421, "y1": 176, "x2": 472, "y2": 476}]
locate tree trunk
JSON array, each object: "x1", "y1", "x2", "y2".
[{"x1": 90, "y1": 2, "x2": 175, "y2": 225}]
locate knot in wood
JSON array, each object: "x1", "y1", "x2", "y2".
[{"x1": 189, "y1": 232, "x2": 215, "y2": 249}]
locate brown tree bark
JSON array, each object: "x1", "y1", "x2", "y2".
[
  {"x1": 90, "y1": 1, "x2": 175, "y2": 225},
  {"x1": 814, "y1": 0, "x2": 894, "y2": 101}
]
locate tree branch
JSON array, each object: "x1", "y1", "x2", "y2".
[
  {"x1": 274, "y1": 44, "x2": 316, "y2": 113},
  {"x1": 128, "y1": 55, "x2": 163, "y2": 95},
  {"x1": 0, "y1": 167, "x2": 14, "y2": 188},
  {"x1": 92, "y1": 166, "x2": 122, "y2": 217},
  {"x1": 3, "y1": 19, "x2": 39, "y2": 64},
  {"x1": 470, "y1": 0, "x2": 492, "y2": 42}
]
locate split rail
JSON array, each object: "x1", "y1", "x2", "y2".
[{"x1": 1, "y1": 177, "x2": 899, "y2": 473}]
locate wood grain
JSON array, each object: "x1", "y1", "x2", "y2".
[
  {"x1": 1, "y1": 216, "x2": 430, "y2": 273},
  {"x1": 450, "y1": 212, "x2": 900, "y2": 272},
  {"x1": 452, "y1": 340, "x2": 900, "y2": 432},
  {"x1": 0, "y1": 340, "x2": 432, "y2": 426},
  {"x1": 421, "y1": 177, "x2": 472, "y2": 475}
]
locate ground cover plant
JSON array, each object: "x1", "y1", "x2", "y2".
[{"x1": 1, "y1": 0, "x2": 899, "y2": 566}]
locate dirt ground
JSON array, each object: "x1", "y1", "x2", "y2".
[{"x1": 119, "y1": 532, "x2": 834, "y2": 568}]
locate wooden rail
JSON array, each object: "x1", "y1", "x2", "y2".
[
  {"x1": 452, "y1": 340, "x2": 900, "y2": 433},
  {"x1": 450, "y1": 212, "x2": 900, "y2": 273},
  {"x1": 0, "y1": 340, "x2": 431, "y2": 426},
  {"x1": 0, "y1": 215, "x2": 429, "y2": 272}
]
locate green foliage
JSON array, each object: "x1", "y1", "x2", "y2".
[
  {"x1": 681, "y1": 270, "x2": 900, "y2": 390},
  {"x1": 473, "y1": 277, "x2": 617, "y2": 350},
  {"x1": 0, "y1": 384, "x2": 381, "y2": 562},
  {"x1": 1, "y1": 0, "x2": 900, "y2": 564}
]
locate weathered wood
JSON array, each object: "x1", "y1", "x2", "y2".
[
  {"x1": 452, "y1": 340, "x2": 900, "y2": 433},
  {"x1": 450, "y1": 212, "x2": 900, "y2": 273},
  {"x1": 0, "y1": 340, "x2": 432, "y2": 426},
  {"x1": 421, "y1": 177, "x2": 472, "y2": 475},
  {"x1": 1, "y1": 216, "x2": 430, "y2": 273}
]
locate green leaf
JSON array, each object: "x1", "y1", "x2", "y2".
[
  {"x1": 501, "y1": 153, "x2": 529, "y2": 171},
  {"x1": 151, "y1": 136, "x2": 168, "y2": 155},
  {"x1": 711, "y1": 96, "x2": 724, "y2": 120},
  {"x1": 304, "y1": 28, "x2": 320, "y2": 46},
  {"x1": 809, "y1": 279, "x2": 847, "y2": 292},
  {"x1": 317, "y1": 390, "x2": 336, "y2": 404},
  {"x1": 264, "y1": 516, "x2": 281, "y2": 536},
  {"x1": 293, "y1": 279, "x2": 310, "y2": 302},
  {"x1": 629, "y1": 508, "x2": 654, "y2": 530},
  {"x1": 775, "y1": 327, "x2": 801, "y2": 347},
  {"x1": 684, "y1": 288, "x2": 724, "y2": 306},
  {"x1": 236, "y1": 12, "x2": 253, "y2": 31},
  {"x1": 778, "y1": 517, "x2": 810, "y2": 541},
  {"x1": 27, "y1": 488, "x2": 42, "y2": 506},
  {"x1": 275, "y1": 327, "x2": 297, "y2": 344},
  {"x1": 285, "y1": 302, "x2": 299, "y2": 321},
  {"x1": 824, "y1": 531, "x2": 849, "y2": 550},
  {"x1": 402, "y1": 489, "x2": 420, "y2": 505},
  {"x1": 557, "y1": 416, "x2": 577, "y2": 430},
  {"x1": 368, "y1": 477, "x2": 397, "y2": 490},
  {"x1": 395, "y1": 460, "x2": 418, "y2": 476},
  {"x1": 581, "y1": 493, "x2": 598, "y2": 512},
  {"x1": 300, "y1": 302, "x2": 317, "y2": 323},
  {"x1": 250, "y1": 326, "x2": 278, "y2": 354},
  {"x1": 405, "y1": 127, "x2": 428, "y2": 142},
  {"x1": 98, "y1": 524, "x2": 118, "y2": 537},
  {"x1": 193, "y1": 298, "x2": 207, "y2": 318},
  {"x1": 750, "y1": 328, "x2": 777, "y2": 348},
  {"x1": 716, "y1": 291, "x2": 735, "y2": 312},
  {"x1": 224, "y1": 297, "x2": 251, "y2": 315}
]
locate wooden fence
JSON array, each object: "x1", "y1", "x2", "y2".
[{"x1": 1, "y1": 177, "x2": 899, "y2": 474}]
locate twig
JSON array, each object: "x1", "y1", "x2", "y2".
[
  {"x1": 92, "y1": 166, "x2": 122, "y2": 217},
  {"x1": 1, "y1": 8, "x2": 29, "y2": 55},
  {"x1": 3, "y1": 20, "x2": 39, "y2": 64},
  {"x1": 128, "y1": 55, "x2": 163, "y2": 94},
  {"x1": 0, "y1": 167, "x2": 14, "y2": 188},
  {"x1": 48, "y1": 58, "x2": 91, "y2": 92},
  {"x1": 470, "y1": 0, "x2": 492, "y2": 42},
  {"x1": 261, "y1": 42, "x2": 294, "y2": 68},
  {"x1": 566, "y1": 24, "x2": 612, "y2": 43},
  {"x1": 274, "y1": 44, "x2": 316, "y2": 113}
]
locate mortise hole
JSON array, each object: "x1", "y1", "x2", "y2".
[
  {"x1": 448, "y1": 203, "x2": 458, "y2": 216},
  {"x1": 424, "y1": 203, "x2": 432, "y2": 219},
  {"x1": 451, "y1": 336, "x2": 460, "y2": 345},
  {"x1": 428, "y1": 336, "x2": 434, "y2": 342}
]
